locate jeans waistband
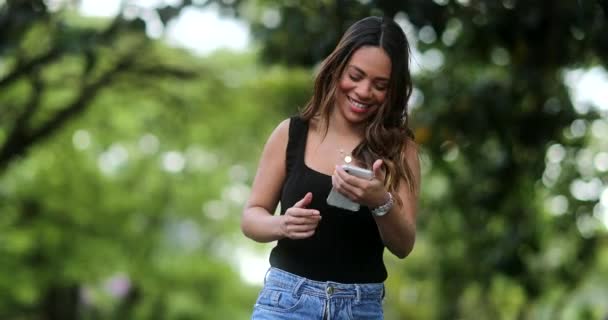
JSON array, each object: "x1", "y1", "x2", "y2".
[{"x1": 264, "y1": 267, "x2": 384, "y2": 301}]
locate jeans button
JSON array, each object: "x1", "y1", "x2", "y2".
[{"x1": 326, "y1": 286, "x2": 334, "y2": 295}]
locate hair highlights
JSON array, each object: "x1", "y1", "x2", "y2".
[{"x1": 300, "y1": 16, "x2": 417, "y2": 204}]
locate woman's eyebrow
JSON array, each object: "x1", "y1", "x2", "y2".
[{"x1": 349, "y1": 65, "x2": 389, "y2": 82}]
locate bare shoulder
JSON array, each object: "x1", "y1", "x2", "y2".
[
  {"x1": 276, "y1": 118, "x2": 291, "y2": 136},
  {"x1": 404, "y1": 138, "x2": 420, "y2": 166},
  {"x1": 266, "y1": 118, "x2": 291, "y2": 148}
]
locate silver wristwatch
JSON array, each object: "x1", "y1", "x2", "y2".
[{"x1": 371, "y1": 192, "x2": 394, "y2": 217}]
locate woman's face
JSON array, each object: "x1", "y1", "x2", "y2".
[{"x1": 335, "y1": 46, "x2": 391, "y2": 124}]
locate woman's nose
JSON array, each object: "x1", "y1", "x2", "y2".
[{"x1": 354, "y1": 81, "x2": 372, "y2": 99}]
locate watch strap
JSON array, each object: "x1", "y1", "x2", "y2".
[{"x1": 371, "y1": 192, "x2": 394, "y2": 217}]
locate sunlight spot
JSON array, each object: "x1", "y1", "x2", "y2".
[
  {"x1": 593, "y1": 203, "x2": 608, "y2": 230},
  {"x1": 393, "y1": 12, "x2": 417, "y2": 47},
  {"x1": 229, "y1": 165, "x2": 249, "y2": 182},
  {"x1": 409, "y1": 87, "x2": 424, "y2": 110},
  {"x1": 98, "y1": 143, "x2": 129, "y2": 175},
  {"x1": 139, "y1": 133, "x2": 159, "y2": 155},
  {"x1": 591, "y1": 119, "x2": 608, "y2": 139},
  {"x1": 546, "y1": 143, "x2": 566, "y2": 164},
  {"x1": 570, "y1": 119, "x2": 587, "y2": 138},
  {"x1": 72, "y1": 129, "x2": 91, "y2": 150},
  {"x1": 594, "y1": 152, "x2": 608, "y2": 172},
  {"x1": 601, "y1": 188, "x2": 608, "y2": 207},
  {"x1": 104, "y1": 273, "x2": 131, "y2": 299},
  {"x1": 564, "y1": 67, "x2": 608, "y2": 114},
  {"x1": 421, "y1": 49, "x2": 444, "y2": 72},
  {"x1": 261, "y1": 7, "x2": 281, "y2": 29},
  {"x1": 576, "y1": 148, "x2": 595, "y2": 177},
  {"x1": 441, "y1": 18, "x2": 462, "y2": 46},
  {"x1": 203, "y1": 200, "x2": 229, "y2": 220},
  {"x1": 546, "y1": 195, "x2": 569, "y2": 216},
  {"x1": 577, "y1": 215, "x2": 598, "y2": 238},
  {"x1": 166, "y1": 219, "x2": 202, "y2": 251},
  {"x1": 237, "y1": 246, "x2": 270, "y2": 285},
  {"x1": 418, "y1": 25, "x2": 437, "y2": 44},
  {"x1": 424, "y1": 174, "x2": 448, "y2": 200},
  {"x1": 491, "y1": 47, "x2": 510, "y2": 66},
  {"x1": 542, "y1": 163, "x2": 561, "y2": 187},
  {"x1": 45, "y1": 0, "x2": 64, "y2": 12},
  {"x1": 162, "y1": 151, "x2": 185, "y2": 173},
  {"x1": 185, "y1": 146, "x2": 218, "y2": 172},
  {"x1": 222, "y1": 183, "x2": 250, "y2": 205},
  {"x1": 570, "y1": 178, "x2": 603, "y2": 201},
  {"x1": 139, "y1": 7, "x2": 164, "y2": 39},
  {"x1": 165, "y1": 5, "x2": 249, "y2": 55},
  {"x1": 79, "y1": 0, "x2": 121, "y2": 17},
  {"x1": 441, "y1": 141, "x2": 459, "y2": 162}
]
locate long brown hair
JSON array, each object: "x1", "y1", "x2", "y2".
[{"x1": 300, "y1": 16, "x2": 417, "y2": 203}]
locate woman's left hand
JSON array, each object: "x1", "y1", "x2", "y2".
[{"x1": 332, "y1": 159, "x2": 389, "y2": 208}]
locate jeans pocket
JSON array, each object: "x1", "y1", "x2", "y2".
[{"x1": 254, "y1": 288, "x2": 305, "y2": 313}]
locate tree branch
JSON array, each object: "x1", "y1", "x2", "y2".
[
  {"x1": 0, "y1": 47, "x2": 61, "y2": 90},
  {"x1": 0, "y1": 45, "x2": 142, "y2": 174}
]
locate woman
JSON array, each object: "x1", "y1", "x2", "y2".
[{"x1": 241, "y1": 16, "x2": 420, "y2": 319}]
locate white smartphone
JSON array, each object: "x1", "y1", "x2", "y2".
[
  {"x1": 341, "y1": 164, "x2": 373, "y2": 180},
  {"x1": 326, "y1": 165, "x2": 373, "y2": 211}
]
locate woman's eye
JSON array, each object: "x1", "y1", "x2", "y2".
[
  {"x1": 349, "y1": 74, "x2": 362, "y2": 81},
  {"x1": 375, "y1": 84, "x2": 388, "y2": 91}
]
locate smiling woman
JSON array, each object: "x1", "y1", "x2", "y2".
[{"x1": 241, "y1": 16, "x2": 420, "y2": 320}]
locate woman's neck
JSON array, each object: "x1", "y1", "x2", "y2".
[{"x1": 325, "y1": 109, "x2": 366, "y2": 138}]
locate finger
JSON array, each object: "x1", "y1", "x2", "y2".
[
  {"x1": 289, "y1": 230, "x2": 317, "y2": 239},
  {"x1": 372, "y1": 159, "x2": 384, "y2": 179},
  {"x1": 287, "y1": 223, "x2": 319, "y2": 233},
  {"x1": 332, "y1": 175, "x2": 360, "y2": 201},
  {"x1": 286, "y1": 214, "x2": 321, "y2": 225},
  {"x1": 335, "y1": 166, "x2": 364, "y2": 188},
  {"x1": 293, "y1": 192, "x2": 313, "y2": 208},
  {"x1": 287, "y1": 208, "x2": 320, "y2": 218},
  {"x1": 337, "y1": 168, "x2": 367, "y2": 193}
]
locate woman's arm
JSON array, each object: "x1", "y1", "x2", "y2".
[
  {"x1": 241, "y1": 119, "x2": 321, "y2": 243},
  {"x1": 332, "y1": 140, "x2": 421, "y2": 258},
  {"x1": 371, "y1": 143, "x2": 420, "y2": 258}
]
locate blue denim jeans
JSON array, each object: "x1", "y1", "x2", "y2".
[{"x1": 251, "y1": 267, "x2": 384, "y2": 320}]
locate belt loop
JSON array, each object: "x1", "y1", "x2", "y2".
[
  {"x1": 355, "y1": 284, "x2": 361, "y2": 304},
  {"x1": 263, "y1": 267, "x2": 272, "y2": 285},
  {"x1": 292, "y1": 277, "x2": 306, "y2": 298},
  {"x1": 381, "y1": 284, "x2": 386, "y2": 301}
]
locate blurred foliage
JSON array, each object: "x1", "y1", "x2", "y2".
[
  {"x1": 0, "y1": 1, "x2": 310, "y2": 319},
  {"x1": 1, "y1": 0, "x2": 608, "y2": 320}
]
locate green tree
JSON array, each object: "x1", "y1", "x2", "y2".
[{"x1": 0, "y1": 1, "x2": 311, "y2": 319}]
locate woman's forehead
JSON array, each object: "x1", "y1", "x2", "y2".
[{"x1": 347, "y1": 46, "x2": 391, "y2": 80}]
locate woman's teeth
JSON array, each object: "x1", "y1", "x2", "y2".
[{"x1": 348, "y1": 97, "x2": 370, "y2": 109}]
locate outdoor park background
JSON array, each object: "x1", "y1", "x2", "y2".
[{"x1": 1, "y1": 0, "x2": 608, "y2": 319}]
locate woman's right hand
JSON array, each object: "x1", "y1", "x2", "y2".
[{"x1": 280, "y1": 192, "x2": 321, "y2": 239}]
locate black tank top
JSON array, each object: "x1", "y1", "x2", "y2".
[{"x1": 269, "y1": 116, "x2": 387, "y2": 283}]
